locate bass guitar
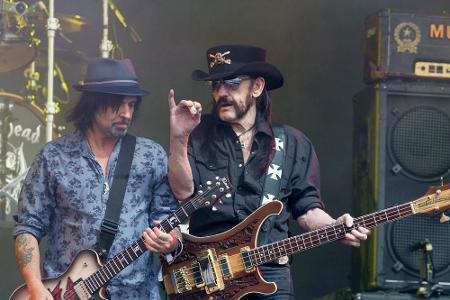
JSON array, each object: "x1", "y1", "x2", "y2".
[
  {"x1": 162, "y1": 184, "x2": 450, "y2": 299},
  {"x1": 10, "y1": 177, "x2": 231, "y2": 300}
]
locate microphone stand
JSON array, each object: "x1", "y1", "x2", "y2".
[
  {"x1": 45, "y1": 0, "x2": 59, "y2": 142},
  {"x1": 413, "y1": 239, "x2": 445, "y2": 298}
]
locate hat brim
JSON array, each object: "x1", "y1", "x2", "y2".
[
  {"x1": 192, "y1": 61, "x2": 284, "y2": 90},
  {"x1": 73, "y1": 84, "x2": 149, "y2": 96}
]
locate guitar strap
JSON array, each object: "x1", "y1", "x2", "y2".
[
  {"x1": 97, "y1": 134, "x2": 136, "y2": 256},
  {"x1": 258, "y1": 124, "x2": 286, "y2": 247}
]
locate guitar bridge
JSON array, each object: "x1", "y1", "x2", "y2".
[
  {"x1": 169, "y1": 266, "x2": 192, "y2": 294},
  {"x1": 194, "y1": 248, "x2": 224, "y2": 294}
]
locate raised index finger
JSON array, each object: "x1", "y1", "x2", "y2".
[{"x1": 167, "y1": 89, "x2": 176, "y2": 109}]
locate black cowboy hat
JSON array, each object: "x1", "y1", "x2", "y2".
[
  {"x1": 73, "y1": 58, "x2": 149, "y2": 96},
  {"x1": 192, "y1": 45, "x2": 284, "y2": 90}
]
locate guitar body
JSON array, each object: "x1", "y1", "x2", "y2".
[
  {"x1": 10, "y1": 178, "x2": 232, "y2": 300},
  {"x1": 10, "y1": 249, "x2": 107, "y2": 300},
  {"x1": 163, "y1": 184, "x2": 450, "y2": 299},
  {"x1": 162, "y1": 201, "x2": 284, "y2": 300}
]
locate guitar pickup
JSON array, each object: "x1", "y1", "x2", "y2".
[
  {"x1": 218, "y1": 254, "x2": 233, "y2": 280},
  {"x1": 169, "y1": 266, "x2": 192, "y2": 294},
  {"x1": 240, "y1": 246, "x2": 255, "y2": 272},
  {"x1": 196, "y1": 249, "x2": 225, "y2": 294}
]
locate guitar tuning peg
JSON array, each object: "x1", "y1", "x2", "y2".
[
  {"x1": 215, "y1": 176, "x2": 219, "y2": 180},
  {"x1": 206, "y1": 181, "x2": 212, "y2": 186},
  {"x1": 211, "y1": 206, "x2": 218, "y2": 211},
  {"x1": 440, "y1": 212, "x2": 450, "y2": 223},
  {"x1": 219, "y1": 200, "x2": 223, "y2": 204},
  {"x1": 225, "y1": 193, "x2": 232, "y2": 198}
]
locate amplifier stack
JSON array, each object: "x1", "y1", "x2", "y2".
[{"x1": 351, "y1": 8, "x2": 450, "y2": 298}]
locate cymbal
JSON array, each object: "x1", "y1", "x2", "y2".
[
  {"x1": 0, "y1": 33, "x2": 37, "y2": 73},
  {"x1": 56, "y1": 13, "x2": 88, "y2": 33},
  {"x1": 34, "y1": 48, "x2": 87, "y2": 68},
  {"x1": 29, "y1": 12, "x2": 88, "y2": 33}
]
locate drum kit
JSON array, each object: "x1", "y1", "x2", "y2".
[{"x1": 0, "y1": 0, "x2": 88, "y2": 221}]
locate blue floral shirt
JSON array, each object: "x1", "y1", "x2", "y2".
[{"x1": 14, "y1": 132, "x2": 178, "y2": 299}]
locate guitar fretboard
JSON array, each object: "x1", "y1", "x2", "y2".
[
  {"x1": 249, "y1": 201, "x2": 413, "y2": 266},
  {"x1": 81, "y1": 182, "x2": 226, "y2": 294}
]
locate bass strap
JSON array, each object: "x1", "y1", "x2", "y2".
[{"x1": 258, "y1": 123, "x2": 286, "y2": 247}]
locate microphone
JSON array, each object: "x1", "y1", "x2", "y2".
[{"x1": 1, "y1": 0, "x2": 28, "y2": 15}]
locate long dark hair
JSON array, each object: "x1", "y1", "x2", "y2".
[
  {"x1": 256, "y1": 88, "x2": 272, "y2": 123},
  {"x1": 252, "y1": 87, "x2": 275, "y2": 178},
  {"x1": 66, "y1": 92, "x2": 141, "y2": 133}
]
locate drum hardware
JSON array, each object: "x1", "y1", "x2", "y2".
[
  {"x1": 0, "y1": 91, "x2": 56, "y2": 221},
  {"x1": 0, "y1": 0, "x2": 28, "y2": 15},
  {"x1": 0, "y1": 99, "x2": 14, "y2": 186},
  {"x1": 100, "y1": 0, "x2": 142, "y2": 58},
  {"x1": 0, "y1": 97, "x2": 16, "y2": 222},
  {"x1": 0, "y1": 7, "x2": 38, "y2": 72},
  {"x1": 33, "y1": 1, "x2": 88, "y2": 34},
  {"x1": 398, "y1": 239, "x2": 448, "y2": 298},
  {"x1": 107, "y1": 0, "x2": 142, "y2": 43},
  {"x1": 23, "y1": 62, "x2": 41, "y2": 103},
  {"x1": 0, "y1": 0, "x2": 84, "y2": 221}
]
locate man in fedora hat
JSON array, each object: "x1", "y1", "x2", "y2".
[
  {"x1": 167, "y1": 45, "x2": 370, "y2": 298},
  {"x1": 14, "y1": 58, "x2": 181, "y2": 299}
]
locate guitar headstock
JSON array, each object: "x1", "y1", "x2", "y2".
[
  {"x1": 411, "y1": 183, "x2": 450, "y2": 216},
  {"x1": 193, "y1": 177, "x2": 232, "y2": 210}
]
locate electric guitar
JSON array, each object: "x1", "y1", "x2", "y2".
[
  {"x1": 162, "y1": 184, "x2": 450, "y2": 300},
  {"x1": 10, "y1": 177, "x2": 232, "y2": 300}
]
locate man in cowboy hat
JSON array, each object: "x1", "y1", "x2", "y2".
[
  {"x1": 167, "y1": 45, "x2": 370, "y2": 298},
  {"x1": 14, "y1": 58, "x2": 181, "y2": 299}
]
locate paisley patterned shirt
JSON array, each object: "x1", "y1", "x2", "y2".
[{"x1": 14, "y1": 132, "x2": 178, "y2": 299}]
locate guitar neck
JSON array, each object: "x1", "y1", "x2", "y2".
[
  {"x1": 250, "y1": 201, "x2": 414, "y2": 266},
  {"x1": 82, "y1": 194, "x2": 203, "y2": 294}
]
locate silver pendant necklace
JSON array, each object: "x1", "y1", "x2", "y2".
[{"x1": 237, "y1": 125, "x2": 255, "y2": 149}]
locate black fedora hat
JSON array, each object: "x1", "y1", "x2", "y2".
[
  {"x1": 73, "y1": 58, "x2": 148, "y2": 96},
  {"x1": 192, "y1": 45, "x2": 284, "y2": 90}
]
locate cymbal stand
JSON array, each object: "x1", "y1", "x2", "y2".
[
  {"x1": 45, "y1": 0, "x2": 59, "y2": 142},
  {"x1": 24, "y1": 62, "x2": 40, "y2": 103},
  {"x1": 99, "y1": 0, "x2": 142, "y2": 58},
  {"x1": 100, "y1": 0, "x2": 113, "y2": 58}
]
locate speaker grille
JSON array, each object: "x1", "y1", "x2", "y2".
[
  {"x1": 387, "y1": 215, "x2": 450, "y2": 277},
  {"x1": 390, "y1": 106, "x2": 450, "y2": 180}
]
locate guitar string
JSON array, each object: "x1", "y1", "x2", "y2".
[
  {"x1": 59, "y1": 192, "x2": 414, "y2": 296},
  {"x1": 168, "y1": 203, "x2": 413, "y2": 288},
  {"x1": 60, "y1": 181, "x2": 229, "y2": 298},
  {"x1": 174, "y1": 194, "x2": 444, "y2": 286}
]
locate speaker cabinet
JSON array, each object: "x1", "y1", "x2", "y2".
[{"x1": 351, "y1": 81, "x2": 450, "y2": 292}]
